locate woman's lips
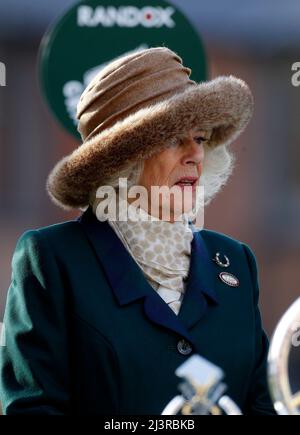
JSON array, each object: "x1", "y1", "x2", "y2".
[
  {"x1": 175, "y1": 183, "x2": 197, "y2": 192},
  {"x1": 174, "y1": 178, "x2": 198, "y2": 192}
]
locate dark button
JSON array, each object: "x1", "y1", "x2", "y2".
[{"x1": 177, "y1": 339, "x2": 193, "y2": 355}]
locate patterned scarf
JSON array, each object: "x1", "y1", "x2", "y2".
[{"x1": 92, "y1": 194, "x2": 194, "y2": 314}]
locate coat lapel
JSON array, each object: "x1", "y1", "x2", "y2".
[
  {"x1": 77, "y1": 207, "x2": 218, "y2": 347},
  {"x1": 178, "y1": 229, "x2": 219, "y2": 329}
]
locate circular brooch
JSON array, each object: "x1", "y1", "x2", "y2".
[{"x1": 219, "y1": 272, "x2": 240, "y2": 287}]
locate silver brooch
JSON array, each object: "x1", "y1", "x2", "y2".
[
  {"x1": 219, "y1": 272, "x2": 240, "y2": 287},
  {"x1": 213, "y1": 252, "x2": 230, "y2": 268}
]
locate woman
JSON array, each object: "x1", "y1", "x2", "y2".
[{"x1": 0, "y1": 47, "x2": 276, "y2": 415}]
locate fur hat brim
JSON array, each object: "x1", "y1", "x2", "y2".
[{"x1": 47, "y1": 75, "x2": 253, "y2": 210}]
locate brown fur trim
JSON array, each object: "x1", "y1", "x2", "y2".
[{"x1": 47, "y1": 75, "x2": 253, "y2": 210}]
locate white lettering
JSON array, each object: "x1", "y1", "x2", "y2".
[
  {"x1": 63, "y1": 81, "x2": 83, "y2": 98},
  {"x1": 62, "y1": 81, "x2": 84, "y2": 125},
  {"x1": 292, "y1": 322, "x2": 300, "y2": 347},
  {"x1": 77, "y1": 5, "x2": 175, "y2": 28},
  {"x1": 0, "y1": 62, "x2": 6, "y2": 87},
  {"x1": 94, "y1": 178, "x2": 205, "y2": 227},
  {"x1": 93, "y1": 7, "x2": 111, "y2": 27},
  {"x1": 0, "y1": 322, "x2": 6, "y2": 347},
  {"x1": 158, "y1": 6, "x2": 176, "y2": 28},
  {"x1": 77, "y1": 5, "x2": 94, "y2": 27},
  {"x1": 291, "y1": 62, "x2": 300, "y2": 87}
]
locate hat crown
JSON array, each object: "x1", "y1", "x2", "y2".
[{"x1": 76, "y1": 47, "x2": 195, "y2": 141}]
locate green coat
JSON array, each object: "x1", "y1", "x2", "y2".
[{"x1": 0, "y1": 206, "x2": 276, "y2": 415}]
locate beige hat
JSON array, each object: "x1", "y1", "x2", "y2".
[{"x1": 47, "y1": 46, "x2": 254, "y2": 210}]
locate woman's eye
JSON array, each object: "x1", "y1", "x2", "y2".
[
  {"x1": 194, "y1": 136, "x2": 207, "y2": 144},
  {"x1": 166, "y1": 138, "x2": 182, "y2": 148}
]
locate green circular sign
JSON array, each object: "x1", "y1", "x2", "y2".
[{"x1": 38, "y1": 0, "x2": 207, "y2": 139}]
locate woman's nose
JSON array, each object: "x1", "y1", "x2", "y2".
[{"x1": 181, "y1": 139, "x2": 205, "y2": 166}]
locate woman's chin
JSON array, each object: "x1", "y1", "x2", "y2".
[{"x1": 162, "y1": 204, "x2": 194, "y2": 222}]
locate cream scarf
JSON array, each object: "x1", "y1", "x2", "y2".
[{"x1": 92, "y1": 194, "x2": 194, "y2": 315}]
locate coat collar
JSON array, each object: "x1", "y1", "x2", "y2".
[{"x1": 77, "y1": 206, "x2": 219, "y2": 348}]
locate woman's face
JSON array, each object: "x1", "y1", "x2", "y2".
[{"x1": 136, "y1": 128, "x2": 212, "y2": 221}]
